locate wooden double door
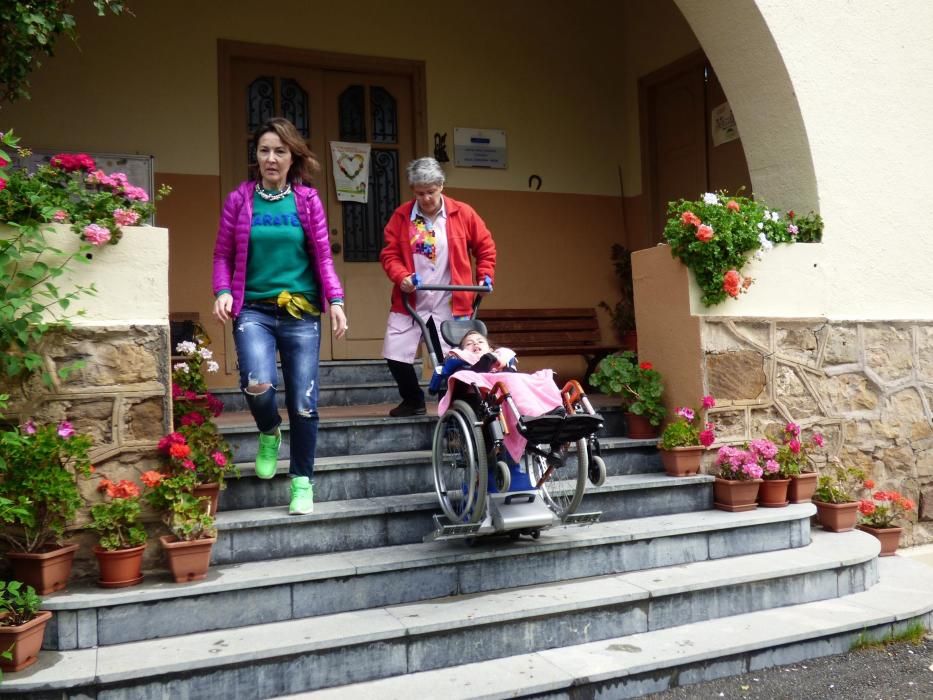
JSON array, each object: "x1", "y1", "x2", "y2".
[{"x1": 221, "y1": 43, "x2": 423, "y2": 361}]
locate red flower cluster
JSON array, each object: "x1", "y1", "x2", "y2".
[
  {"x1": 639, "y1": 362, "x2": 653, "y2": 370},
  {"x1": 50, "y1": 152, "x2": 96, "y2": 173},
  {"x1": 858, "y1": 488, "x2": 915, "y2": 528},
  {"x1": 98, "y1": 478, "x2": 141, "y2": 499},
  {"x1": 158, "y1": 431, "x2": 188, "y2": 455},
  {"x1": 180, "y1": 411, "x2": 206, "y2": 427}
]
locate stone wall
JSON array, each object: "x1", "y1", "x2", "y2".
[
  {"x1": 703, "y1": 319, "x2": 933, "y2": 545},
  {"x1": 2, "y1": 325, "x2": 172, "y2": 577}
]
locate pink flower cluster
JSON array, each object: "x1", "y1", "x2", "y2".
[
  {"x1": 86, "y1": 169, "x2": 149, "y2": 202},
  {"x1": 716, "y1": 439, "x2": 779, "y2": 481},
  {"x1": 50, "y1": 152, "x2": 96, "y2": 173},
  {"x1": 113, "y1": 208, "x2": 141, "y2": 226},
  {"x1": 83, "y1": 223, "x2": 112, "y2": 246}
]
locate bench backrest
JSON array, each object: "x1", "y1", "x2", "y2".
[{"x1": 478, "y1": 308, "x2": 601, "y2": 350}]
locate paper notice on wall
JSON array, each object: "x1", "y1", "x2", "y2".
[
  {"x1": 330, "y1": 142, "x2": 371, "y2": 203},
  {"x1": 711, "y1": 102, "x2": 739, "y2": 146}
]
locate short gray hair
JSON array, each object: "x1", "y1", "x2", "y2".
[{"x1": 406, "y1": 157, "x2": 446, "y2": 187}]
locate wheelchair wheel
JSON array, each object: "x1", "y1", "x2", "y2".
[
  {"x1": 494, "y1": 460, "x2": 511, "y2": 492},
  {"x1": 589, "y1": 455, "x2": 607, "y2": 487},
  {"x1": 527, "y1": 438, "x2": 588, "y2": 519},
  {"x1": 432, "y1": 400, "x2": 488, "y2": 524}
]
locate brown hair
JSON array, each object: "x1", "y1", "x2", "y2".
[{"x1": 251, "y1": 117, "x2": 320, "y2": 185}]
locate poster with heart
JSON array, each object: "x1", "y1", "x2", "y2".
[{"x1": 330, "y1": 141, "x2": 371, "y2": 203}]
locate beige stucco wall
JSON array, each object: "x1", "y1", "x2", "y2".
[
  {"x1": 1, "y1": 0, "x2": 628, "y2": 197},
  {"x1": 39, "y1": 225, "x2": 170, "y2": 326},
  {"x1": 674, "y1": 0, "x2": 933, "y2": 320}
]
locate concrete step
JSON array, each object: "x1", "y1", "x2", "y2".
[
  {"x1": 217, "y1": 404, "x2": 627, "y2": 462},
  {"x1": 41, "y1": 506, "x2": 815, "y2": 650},
  {"x1": 289, "y1": 553, "x2": 933, "y2": 700},
  {"x1": 218, "y1": 436, "x2": 663, "y2": 511},
  {"x1": 209, "y1": 473, "x2": 716, "y2": 564},
  {"x1": 212, "y1": 381, "x2": 412, "y2": 411},
  {"x1": 9, "y1": 528, "x2": 892, "y2": 698}
]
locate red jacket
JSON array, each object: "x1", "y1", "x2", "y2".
[{"x1": 380, "y1": 196, "x2": 497, "y2": 316}]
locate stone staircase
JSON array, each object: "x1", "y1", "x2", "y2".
[{"x1": 4, "y1": 360, "x2": 932, "y2": 698}]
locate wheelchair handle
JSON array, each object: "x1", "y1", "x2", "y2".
[
  {"x1": 401, "y1": 279, "x2": 493, "y2": 369},
  {"x1": 504, "y1": 493, "x2": 536, "y2": 505}
]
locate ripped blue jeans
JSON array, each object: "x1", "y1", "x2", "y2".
[{"x1": 234, "y1": 302, "x2": 321, "y2": 478}]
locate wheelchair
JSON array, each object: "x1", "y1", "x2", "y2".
[{"x1": 402, "y1": 280, "x2": 607, "y2": 542}]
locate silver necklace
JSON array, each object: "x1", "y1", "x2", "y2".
[{"x1": 255, "y1": 182, "x2": 292, "y2": 202}]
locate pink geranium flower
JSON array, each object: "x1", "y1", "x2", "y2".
[
  {"x1": 57, "y1": 421, "x2": 76, "y2": 438},
  {"x1": 83, "y1": 223, "x2": 112, "y2": 246},
  {"x1": 113, "y1": 208, "x2": 141, "y2": 226}
]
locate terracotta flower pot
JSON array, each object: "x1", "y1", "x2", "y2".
[
  {"x1": 857, "y1": 524, "x2": 903, "y2": 556},
  {"x1": 160, "y1": 535, "x2": 216, "y2": 583},
  {"x1": 660, "y1": 446, "x2": 704, "y2": 476},
  {"x1": 788, "y1": 472, "x2": 818, "y2": 503},
  {"x1": 813, "y1": 500, "x2": 859, "y2": 532},
  {"x1": 625, "y1": 412, "x2": 659, "y2": 439},
  {"x1": 713, "y1": 477, "x2": 761, "y2": 512},
  {"x1": 94, "y1": 544, "x2": 146, "y2": 588},
  {"x1": 758, "y1": 478, "x2": 790, "y2": 507},
  {"x1": 0, "y1": 610, "x2": 53, "y2": 672},
  {"x1": 6, "y1": 543, "x2": 80, "y2": 595},
  {"x1": 193, "y1": 481, "x2": 221, "y2": 516}
]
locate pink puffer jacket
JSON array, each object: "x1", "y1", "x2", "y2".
[{"x1": 212, "y1": 181, "x2": 345, "y2": 318}]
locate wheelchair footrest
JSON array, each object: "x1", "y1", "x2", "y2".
[
  {"x1": 519, "y1": 413, "x2": 604, "y2": 445},
  {"x1": 563, "y1": 511, "x2": 601, "y2": 525},
  {"x1": 426, "y1": 514, "x2": 482, "y2": 541}
]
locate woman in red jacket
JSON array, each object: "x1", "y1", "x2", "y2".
[{"x1": 379, "y1": 157, "x2": 496, "y2": 417}]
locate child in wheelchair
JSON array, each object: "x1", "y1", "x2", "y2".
[{"x1": 433, "y1": 329, "x2": 605, "y2": 496}]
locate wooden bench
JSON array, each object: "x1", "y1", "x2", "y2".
[{"x1": 477, "y1": 307, "x2": 621, "y2": 376}]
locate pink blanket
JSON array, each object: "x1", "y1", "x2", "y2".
[{"x1": 438, "y1": 369, "x2": 563, "y2": 461}]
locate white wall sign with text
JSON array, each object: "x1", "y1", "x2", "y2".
[{"x1": 453, "y1": 128, "x2": 507, "y2": 169}]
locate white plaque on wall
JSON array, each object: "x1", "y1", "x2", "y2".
[
  {"x1": 711, "y1": 102, "x2": 739, "y2": 147},
  {"x1": 454, "y1": 128, "x2": 507, "y2": 169}
]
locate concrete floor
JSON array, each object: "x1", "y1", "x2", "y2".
[{"x1": 900, "y1": 542, "x2": 933, "y2": 568}]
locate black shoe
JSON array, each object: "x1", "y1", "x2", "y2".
[{"x1": 389, "y1": 400, "x2": 426, "y2": 417}]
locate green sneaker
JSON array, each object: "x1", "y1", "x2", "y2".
[
  {"x1": 255, "y1": 430, "x2": 281, "y2": 479},
  {"x1": 289, "y1": 476, "x2": 314, "y2": 515}
]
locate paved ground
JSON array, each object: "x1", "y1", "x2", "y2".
[{"x1": 641, "y1": 636, "x2": 933, "y2": 699}]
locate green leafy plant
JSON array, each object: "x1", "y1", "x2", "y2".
[
  {"x1": 588, "y1": 351, "x2": 665, "y2": 426},
  {"x1": 0, "y1": 580, "x2": 41, "y2": 627},
  {"x1": 663, "y1": 191, "x2": 823, "y2": 307},
  {"x1": 172, "y1": 338, "x2": 220, "y2": 397},
  {"x1": 659, "y1": 396, "x2": 716, "y2": 449},
  {"x1": 0, "y1": 420, "x2": 92, "y2": 552},
  {"x1": 0, "y1": 1, "x2": 129, "y2": 104},
  {"x1": 598, "y1": 244, "x2": 636, "y2": 336},
  {"x1": 89, "y1": 476, "x2": 147, "y2": 550},
  {"x1": 813, "y1": 459, "x2": 866, "y2": 504}
]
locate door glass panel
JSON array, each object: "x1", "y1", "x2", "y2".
[
  {"x1": 338, "y1": 85, "x2": 366, "y2": 142},
  {"x1": 343, "y1": 148, "x2": 399, "y2": 262},
  {"x1": 247, "y1": 76, "x2": 275, "y2": 132},
  {"x1": 280, "y1": 78, "x2": 309, "y2": 137},
  {"x1": 370, "y1": 86, "x2": 397, "y2": 143}
]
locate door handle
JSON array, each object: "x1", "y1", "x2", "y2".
[{"x1": 331, "y1": 242, "x2": 342, "y2": 254}]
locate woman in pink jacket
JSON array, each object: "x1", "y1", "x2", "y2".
[{"x1": 212, "y1": 117, "x2": 348, "y2": 515}]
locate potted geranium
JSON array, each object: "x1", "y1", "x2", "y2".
[
  {"x1": 0, "y1": 580, "x2": 51, "y2": 672},
  {"x1": 663, "y1": 191, "x2": 823, "y2": 307},
  {"x1": 857, "y1": 482, "x2": 915, "y2": 556},
  {"x1": 180, "y1": 421, "x2": 236, "y2": 515},
  {"x1": 88, "y1": 476, "x2": 148, "y2": 588},
  {"x1": 657, "y1": 396, "x2": 716, "y2": 476},
  {"x1": 774, "y1": 422, "x2": 825, "y2": 503},
  {"x1": 0, "y1": 419, "x2": 92, "y2": 594},
  {"x1": 749, "y1": 437, "x2": 790, "y2": 507},
  {"x1": 144, "y1": 431, "x2": 218, "y2": 583},
  {"x1": 812, "y1": 459, "x2": 867, "y2": 532},
  {"x1": 588, "y1": 351, "x2": 665, "y2": 437},
  {"x1": 712, "y1": 444, "x2": 765, "y2": 511}
]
